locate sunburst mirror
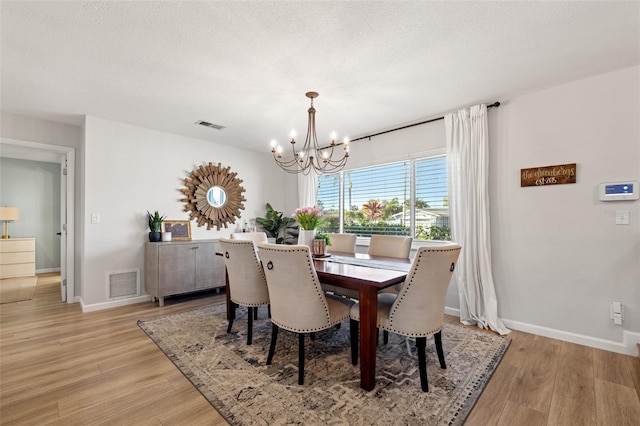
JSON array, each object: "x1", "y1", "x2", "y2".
[{"x1": 181, "y1": 162, "x2": 246, "y2": 230}]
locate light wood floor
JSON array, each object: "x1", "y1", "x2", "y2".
[{"x1": 1, "y1": 273, "x2": 639, "y2": 425}]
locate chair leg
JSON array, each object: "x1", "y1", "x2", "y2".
[
  {"x1": 350, "y1": 319, "x2": 359, "y2": 365},
  {"x1": 253, "y1": 306, "x2": 258, "y2": 320},
  {"x1": 310, "y1": 332, "x2": 316, "y2": 341},
  {"x1": 266, "y1": 323, "x2": 279, "y2": 365},
  {"x1": 416, "y1": 337, "x2": 429, "y2": 392},
  {"x1": 247, "y1": 307, "x2": 254, "y2": 345},
  {"x1": 298, "y1": 333, "x2": 305, "y2": 385},
  {"x1": 268, "y1": 304, "x2": 271, "y2": 318},
  {"x1": 434, "y1": 330, "x2": 446, "y2": 369},
  {"x1": 383, "y1": 330, "x2": 389, "y2": 345},
  {"x1": 226, "y1": 302, "x2": 237, "y2": 334}
]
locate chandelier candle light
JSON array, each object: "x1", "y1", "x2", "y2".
[{"x1": 271, "y1": 91, "x2": 349, "y2": 175}]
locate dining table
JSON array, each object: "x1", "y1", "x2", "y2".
[
  {"x1": 219, "y1": 249, "x2": 410, "y2": 392},
  {"x1": 313, "y1": 252, "x2": 410, "y2": 391}
]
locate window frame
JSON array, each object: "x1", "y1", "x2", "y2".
[{"x1": 316, "y1": 149, "x2": 450, "y2": 244}]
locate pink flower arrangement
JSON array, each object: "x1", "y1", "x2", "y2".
[{"x1": 292, "y1": 206, "x2": 322, "y2": 230}]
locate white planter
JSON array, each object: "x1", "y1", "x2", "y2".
[
  {"x1": 161, "y1": 232, "x2": 172, "y2": 242},
  {"x1": 297, "y1": 229, "x2": 316, "y2": 250}
]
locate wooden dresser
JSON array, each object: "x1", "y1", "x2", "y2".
[
  {"x1": 0, "y1": 238, "x2": 36, "y2": 279},
  {"x1": 144, "y1": 239, "x2": 225, "y2": 307}
]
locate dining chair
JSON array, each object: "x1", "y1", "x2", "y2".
[
  {"x1": 257, "y1": 243, "x2": 354, "y2": 385},
  {"x1": 368, "y1": 235, "x2": 413, "y2": 295},
  {"x1": 349, "y1": 243, "x2": 461, "y2": 392},
  {"x1": 230, "y1": 231, "x2": 268, "y2": 244},
  {"x1": 367, "y1": 234, "x2": 412, "y2": 259},
  {"x1": 327, "y1": 233, "x2": 357, "y2": 254},
  {"x1": 218, "y1": 238, "x2": 270, "y2": 345},
  {"x1": 321, "y1": 232, "x2": 360, "y2": 298}
]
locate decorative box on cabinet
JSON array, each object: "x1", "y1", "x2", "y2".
[
  {"x1": 145, "y1": 239, "x2": 225, "y2": 307},
  {"x1": 0, "y1": 238, "x2": 36, "y2": 279}
]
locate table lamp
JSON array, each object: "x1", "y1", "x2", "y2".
[{"x1": 0, "y1": 207, "x2": 20, "y2": 239}]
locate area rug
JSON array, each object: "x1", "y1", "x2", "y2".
[
  {"x1": 138, "y1": 304, "x2": 510, "y2": 425},
  {"x1": 0, "y1": 276, "x2": 37, "y2": 304}
]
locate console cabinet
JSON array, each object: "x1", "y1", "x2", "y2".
[
  {"x1": 0, "y1": 238, "x2": 36, "y2": 279},
  {"x1": 145, "y1": 239, "x2": 225, "y2": 306}
]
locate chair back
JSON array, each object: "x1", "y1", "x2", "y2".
[
  {"x1": 257, "y1": 243, "x2": 332, "y2": 332},
  {"x1": 327, "y1": 233, "x2": 357, "y2": 254},
  {"x1": 219, "y1": 238, "x2": 269, "y2": 306},
  {"x1": 230, "y1": 232, "x2": 268, "y2": 244},
  {"x1": 388, "y1": 244, "x2": 461, "y2": 336},
  {"x1": 368, "y1": 235, "x2": 412, "y2": 259}
]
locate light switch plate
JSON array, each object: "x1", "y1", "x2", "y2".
[
  {"x1": 615, "y1": 210, "x2": 630, "y2": 225},
  {"x1": 91, "y1": 213, "x2": 101, "y2": 224}
]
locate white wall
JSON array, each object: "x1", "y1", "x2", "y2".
[
  {"x1": 81, "y1": 116, "x2": 291, "y2": 307},
  {"x1": 0, "y1": 112, "x2": 82, "y2": 148},
  {"x1": 490, "y1": 66, "x2": 639, "y2": 350},
  {"x1": 341, "y1": 66, "x2": 639, "y2": 354}
]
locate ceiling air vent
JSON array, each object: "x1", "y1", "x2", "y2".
[{"x1": 195, "y1": 120, "x2": 225, "y2": 130}]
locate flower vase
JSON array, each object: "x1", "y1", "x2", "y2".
[{"x1": 298, "y1": 229, "x2": 316, "y2": 250}]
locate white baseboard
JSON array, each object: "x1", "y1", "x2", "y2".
[
  {"x1": 444, "y1": 306, "x2": 461, "y2": 317},
  {"x1": 502, "y1": 318, "x2": 639, "y2": 357},
  {"x1": 36, "y1": 267, "x2": 61, "y2": 274},
  {"x1": 79, "y1": 295, "x2": 151, "y2": 313},
  {"x1": 443, "y1": 306, "x2": 639, "y2": 357}
]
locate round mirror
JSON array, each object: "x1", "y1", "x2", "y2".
[
  {"x1": 182, "y1": 162, "x2": 246, "y2": 231},
  {"x1": 207, "y1": 186, "x2": 227, "y2": 208}
]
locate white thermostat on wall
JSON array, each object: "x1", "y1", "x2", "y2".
[{"x1": 598, "y1": 181, "x2": 639, "y2": 201}]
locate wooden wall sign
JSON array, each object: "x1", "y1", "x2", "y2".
[{"x1": 521, "y1": 163, "x2": 576, "y2": 187}]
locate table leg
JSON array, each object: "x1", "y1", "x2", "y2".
[{"x1": 359, "y1": 285, "x2": 378, "y2": 391}]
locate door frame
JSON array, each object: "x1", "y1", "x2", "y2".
[{"x1": 0, "y1": 137, "x2": 76, "y2": 303}]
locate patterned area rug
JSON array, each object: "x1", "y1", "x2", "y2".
[
  {"x1": 138, "y1": 304, "x2": 510, "y2": 425},
  {"x1": 0, "y1": 276, "x2": 37, "y2": 304}
]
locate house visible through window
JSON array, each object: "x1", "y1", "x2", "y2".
[{"x1": 316, "y1": 154, "x2": 450, "y2": 241}]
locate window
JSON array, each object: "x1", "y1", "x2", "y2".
[{"x1": 316, "y1": 155, "x2": 450, "y2": 241}]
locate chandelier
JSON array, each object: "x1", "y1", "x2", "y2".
[{"x1": 270, "y1": 91, "x2": 349, "y2": 175}]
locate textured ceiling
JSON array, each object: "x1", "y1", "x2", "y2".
[{"x1": 1, "y1": 1, "x2": 638, "y2": 153}]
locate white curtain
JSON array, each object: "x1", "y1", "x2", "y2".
[
  {"x1": 445, "y1": 104, "x2": 509, "y2": 335},
  {"x1": 297, "y1": 171, "x2": 318, "y2": 208}
]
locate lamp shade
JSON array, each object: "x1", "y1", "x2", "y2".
[{"x1": 0, "y1": 207, "x2": 20, "y2": 221}]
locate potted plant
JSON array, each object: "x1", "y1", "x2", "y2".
[
  {"x1": 292, "y1": 206, "x2": 323, "y2": 248},
  {"x1": 147, "y1": 210, "x2": 166, "y2": 242},
  {"x1": 312, "y1": 231, "x2": 331, "y2": 256},
  {"x1": 255, "y1": 203, "x2": 297, "y2": 244}
]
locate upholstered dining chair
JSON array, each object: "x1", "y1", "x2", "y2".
[
  {"x1": 218, "y1": 238, "x2": 270, "y2": 345},
  {"x1": 367, "y1": 234, "x2": 412, "y2": 259},
  {"x1": 349, "y1": 243, "x2": 461, "y2": 392},
  {"x1": 322, "y1": 233, "x2": 359, "y2": 298},
  {"x1": 257, "y1": 243, "x2": 354, "y2": 385},
  {"x1": 327, "y1": 233, "x2": 357, "y2": 254},
  {"x1": 230, "y1": 231, "x2": 268, "y2": 244},
  {"x1": 368, "y1": 235, "x2": 413, "y2": 295}
]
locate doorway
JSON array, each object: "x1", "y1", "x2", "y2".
[{"x1": 0, "y1": 138, "x2": 75, "y2": 303}]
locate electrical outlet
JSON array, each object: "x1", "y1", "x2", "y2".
[
  {"x1": 610, "y1": 302, "x2": 624, "y2": 325},
  {"x1": 91, "y1": 213, "x2": 100, "y2": 224}
]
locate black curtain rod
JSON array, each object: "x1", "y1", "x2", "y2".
[{"x1": 350, "y1": 101, "x2": 501, "y2": 143}]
